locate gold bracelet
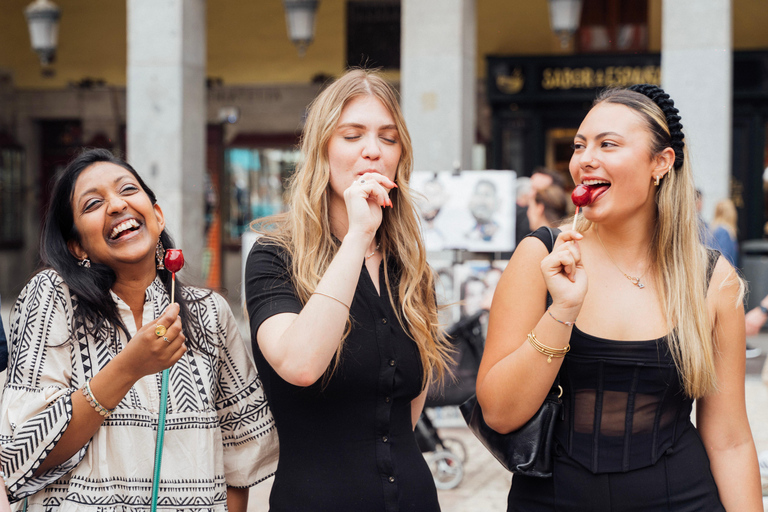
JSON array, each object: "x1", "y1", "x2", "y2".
[
  {"x1": 82, "y1": 380, "x2": 114, "y2": 418},
  {"x1": 312, "y1": 291, "x2": 350, "y2": 310},
  {"x1": 527, "y1": 330, "x2": 570, "y2": 363}
]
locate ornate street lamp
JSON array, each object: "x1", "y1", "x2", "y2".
[
  {"x1": 547, "y1": 0, "x2": 582, "y2": 49},
  {"x1": 24, "y1": 0, "x2": 61, "y2": 66},
  {"x1": 283, "y1": 0, "x2": 319, "y2": 57}
]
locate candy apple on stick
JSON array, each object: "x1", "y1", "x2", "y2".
[
  {"x1": 163, "y1": 249, "x2": 185, "y2": 303},
  {"x1": 571, "y1": 184, "x2": 591, "y2": 231}
]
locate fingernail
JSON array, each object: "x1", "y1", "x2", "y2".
[{"x1": 392, "y1": 183, "x2": 398, "y2": 188}]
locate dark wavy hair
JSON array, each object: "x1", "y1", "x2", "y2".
[{"x1": 40, "y1": 148, "x2": 204, "y2": 347}]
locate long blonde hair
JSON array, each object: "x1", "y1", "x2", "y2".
[
  {"x1": 574, "y1": 87, "x2": 742, "y2": 398},
  {"x1": 253, "y1": 69, "x2": 451, "y2": 387}
]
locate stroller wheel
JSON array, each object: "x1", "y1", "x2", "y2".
[
  {"x1": 440, "y1": 437, "x2": 468, "y2": 463},
  {"x1": 425, "y1": 449, "x2": 464, "y2": 490}
]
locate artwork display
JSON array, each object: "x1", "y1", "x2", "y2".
[{"x1": 411, "y1": 170, "x2": 516, "y2": 253}]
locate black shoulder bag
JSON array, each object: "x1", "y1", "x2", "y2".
[{"x1": 459, "y1": 226, "x2": 563, "y2": 478}]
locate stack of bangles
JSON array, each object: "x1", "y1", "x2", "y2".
[
  {"x1": 82, "y1": 379, "x2": 114, "y2": 418},
  {"x1": 528, "y1": 330, "x2": 570, "y2": 363}
]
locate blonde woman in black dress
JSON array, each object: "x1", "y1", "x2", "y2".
[
  {"x1": 477, "y1": 85, "x2": 762, "y2": 511},
  {"x1": 245, "y1": 69, "x2": 452, "y2": 512}
]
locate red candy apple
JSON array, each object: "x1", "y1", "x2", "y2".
[
  {"x1": 164, "y1": 249, "x2": 185, "y2": 273},
  {"x1": 571, "y1": 184, "x2": 591, "y2": 207}
]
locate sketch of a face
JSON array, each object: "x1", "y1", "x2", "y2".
[
  {"x1": 436, "y1": 268, "x2": 455, "y2": 305},
  {"x1": 468, "y1": 180, "x2": 499, "y2": 224},
  {"x1": 461, "y1": 276, "x2": 487, "y2": 318},
  {"x1": 420, "y1": 179, "x2": 448, "y2": 222}
]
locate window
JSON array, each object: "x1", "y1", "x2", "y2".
[
  {"x1": 0, "y1": 133, "x2": 24, "y2": 247},
  {"x1": 223, "y1": 147, "x2": 300, "y2": 243},
  {"x1": 577, "y1": 0, "x2": 648, "y2": 53},
  {"x1": 346, "y1": 1, "x2": 401, "y2": 69}
]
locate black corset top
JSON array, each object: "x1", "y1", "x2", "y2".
[{"x1": 554, "y1": 326, "x2": 693, "y2": 474}]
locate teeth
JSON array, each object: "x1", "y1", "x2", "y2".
[
  {"x1": 110, "y1": 219, "x2": 140, "y2": 239},
  {"x1": 582, "y1": 179, "x2": 610, "y2": 186}
]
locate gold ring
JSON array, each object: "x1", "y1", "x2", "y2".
[{"x1": 155, "y1": 325, "x2": 167, "y2": 337}]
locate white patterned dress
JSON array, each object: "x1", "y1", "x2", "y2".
[{"x1": 0, "y1": 270, "x2": 278, "y2": 511}]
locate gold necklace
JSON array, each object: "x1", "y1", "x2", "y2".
[
  {"x1": 595, "y1": 229, "x2": 649, "y2": 289},
  {"x1": 365, "y1": 242, "x2": 381, "y2": 259}
]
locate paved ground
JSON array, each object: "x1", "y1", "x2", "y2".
[{"x1": 1, "y1": 302, "x2": 767, "y2": 511}]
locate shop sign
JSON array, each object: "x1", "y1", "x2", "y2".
[
  {"x1": 487, "y1": 54, "x2": 662, "y2": 103},
  {"x1": 541, "y1": 65, "x2": 660, "y2": 90}
]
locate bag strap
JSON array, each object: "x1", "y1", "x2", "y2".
[
  {"x1": 150, "y1": 368, "x2": 170, "y2": 511},
  {"x1": 539, "y1": 227, "x2": 562, "y2": 391}
]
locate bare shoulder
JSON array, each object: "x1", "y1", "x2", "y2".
[{"x1": 707, "y1": 253, "x2": 744, "y2": 310}]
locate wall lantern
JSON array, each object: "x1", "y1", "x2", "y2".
[
  {"x1": 24, "y1": 0, "x2": 61, "y2": 66},
  {"x1": 547, "y1": 0, "x2": 582, "y2": 49},
  {"x1": 283, "y1": 0, "x2": 319, "y2": 57}
]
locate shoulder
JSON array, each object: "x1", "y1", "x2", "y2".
[
  {"x1": 19, "y1": 268, "x2": 69, "y2": 300},
  {"x1": 246, "y1": 237, "x2": 291, "y2": 268},
  {"x1": 707, "y1": 252, "x2": 744, "y2": 309}
]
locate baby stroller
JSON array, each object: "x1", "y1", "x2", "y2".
[{"x1": 416, "y1": 310, "x2": 486, "y2": 490}]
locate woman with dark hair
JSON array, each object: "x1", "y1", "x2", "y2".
[
  {"x1": 477, "y1": 85, "x2": 762, "y2": 510},
  {"x1": 0, "y1": 149, "x2": 277, "y2": 510}
]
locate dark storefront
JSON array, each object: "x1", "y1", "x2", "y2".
[{"x1": 487, "y1": 51, "x2": 768, "y2": 240}]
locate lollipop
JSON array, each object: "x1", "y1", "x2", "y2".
[
  {"x1": 571, "y1": 184, "x2": 591, "y2": 231},
  {"x1": 164, "y1": 249, "x2": 185, "y2": 303}
]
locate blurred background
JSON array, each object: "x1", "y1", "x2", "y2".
[{"x1": 1, "y1": 0, "x2": 767, "y2": 308}]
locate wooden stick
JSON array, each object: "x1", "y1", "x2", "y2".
[
  {"x1": 572, "y1": 206, "x2": 579, "y2": 231},
  {"x1": 171, "y1": 273, "x2": 176, "y2": 304}
]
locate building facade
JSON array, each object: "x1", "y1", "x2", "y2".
[{"x1": 1, "y1": 0, "x2": 767, "y2": 302}]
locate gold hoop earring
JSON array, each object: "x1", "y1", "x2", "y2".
[{"x1": 654, "y1": 175, "x2": 661, "y2": 187}]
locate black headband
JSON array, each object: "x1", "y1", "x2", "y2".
[{"x1": 628, "y1": 83, "x2": 685, "y2": 170}]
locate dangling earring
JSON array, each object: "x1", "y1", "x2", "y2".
[
  {"x1": 78, "y1": 258, "x2": 91, "y2": 268},
  {"x1": 654, "y1": 175, "x2": 661, "y2": 186},
  {"x1": 156, "y1": 239, "x2": 165, "y2": 270}
]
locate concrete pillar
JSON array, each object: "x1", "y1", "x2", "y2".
[
  {"x1": 127, "y1": 0, "x2": 206, "y2": 281},
  {"x1": 401, "y1": 0, "x2": 476, "y2": 172},
  {"x1": 662, "y1": 0, "x2": 732, "y2": 222}
]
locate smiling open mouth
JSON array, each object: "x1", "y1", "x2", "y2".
[
  {"x1": 109, "y1": 219, "x2": 141, "y2": 240},
  {"x1": 581, "y1": 179, "x2": 611, "y2": 202}
]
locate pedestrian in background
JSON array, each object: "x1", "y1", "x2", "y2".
[
  {"x1": 0, "y1": 149, "x2": 277, "y2": 510},
  {"x1": 526, "y1": 183, "x2": 568, "y2": 231},
  {"x1": 477, "y1": 84, "x2": 762, "y2": 511},
  {"x1": 711, "y1": 198, "x2": 739, "y2": 268},
  {"x1": 245, "y1": 69, "x2": 453, "y2": 512},
  {"x1": 0, "y1": 295, "x2": 7, "y2": 373}
]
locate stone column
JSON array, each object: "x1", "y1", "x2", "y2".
[
  {"x1": 662, "y1": 0, "x2": 732, "y2": 222},
  {"x1": 127, "y1": 0, "x2": 206, "y2": 281},
  {"x1": 401, "y1": 0, "x2": 476, "y2": 172}
]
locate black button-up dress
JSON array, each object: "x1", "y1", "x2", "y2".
[{"x1": 245, "y1": 241, "x2": 441, "y2": 512}]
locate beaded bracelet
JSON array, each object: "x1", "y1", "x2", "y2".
[
  {"x1": 527, "y1": 330, "x2": 570, "y2": 363},
  {"x1": 547, "y1": 306, "x2": 575, "y2": 327},
  {"x1": 82, "y1": 380, "x2": 114, "y2": 418}
]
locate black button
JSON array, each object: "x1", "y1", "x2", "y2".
[
  {"x1": 385, "y1": 396, "x2": 391, "y2": 403},
  {"x1": 382, "y1": 436, "x2": 389, "y2": 443},
  {"x1": 389, "y1": 359, "x2": 395, "y2": 367},
  {"x1": 388, "y1": 476, "x2": 395, "y2": 483},
  {"x1": 381, "y1": 318, "x2": 388, "y2": 324}
]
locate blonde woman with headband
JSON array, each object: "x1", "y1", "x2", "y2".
[
  {"x1": 245, "y1": 69, "x2": 452, "y2": 512},
  {"x1": 477, "y1": 84, "x2": 762, "y2": 511}
]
